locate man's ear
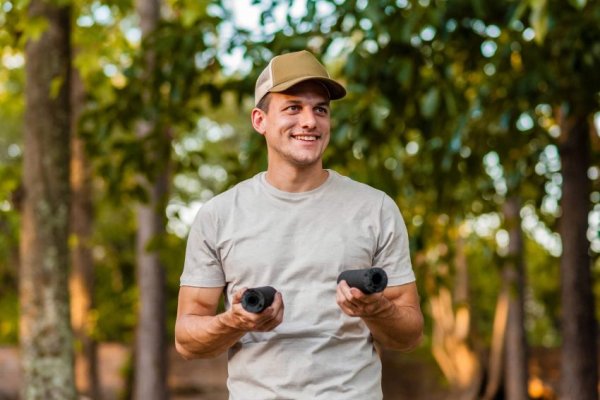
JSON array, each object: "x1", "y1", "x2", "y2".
[{"x1": 251, "y1": 108, "x2": 267, "y2": 134}]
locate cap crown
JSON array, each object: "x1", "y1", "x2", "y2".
[{"x1": 254, "y1": 50, "x2": 346, "y2": 106}]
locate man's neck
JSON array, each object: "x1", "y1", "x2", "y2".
[{"x1": 265, "y1": 165, "x2": 329, "y2": 193}]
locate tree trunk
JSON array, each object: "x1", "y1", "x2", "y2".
[
  {"x1": 132, "y1": 0, "x2": 169, "y2": 398},
  {"x1": 430, "y1": 237, "x2": 481, "y2": 400},
  {"x1": 70, "y1": 53, "x2": 99, "y2": 399},
  {"x1": 483, "y1": 288, "x2": 509, "y2": 400},
  {"x1": 483, "y1": 196, "x2": 528, "y2": 400},
  {"x1": 133, "y1": 170, "x2": 170, "y2": 400},
  {"x1": 502, "y1": 196, "x2": 529, "y2": 400},
  {"x1": 20, "y1": 1, "x2": 76, "y2": 399},
  {"x1": 558, "y1": 112, "x2": 598, "y2": 400}
]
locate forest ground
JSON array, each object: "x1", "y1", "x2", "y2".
[{"x1": 0, "y1": 343, "x2": 562, "y2": 399}]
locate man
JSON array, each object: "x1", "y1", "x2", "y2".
[{"x1": 175, "y1": 50, "x2": 423, "y2": 399}]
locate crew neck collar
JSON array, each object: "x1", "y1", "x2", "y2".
[{"x1": 258, "y1": 170, "x2": 336, "y2": 200}]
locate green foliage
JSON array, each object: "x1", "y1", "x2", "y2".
[
  {"x1": 80, "y1": 7, "x2": 226, "y2": 198},
  {"x1": 90, "y1": 191, "x2": 138, "y2": 342},
  {"x1": 0, "y1": 35, "x2": 23, "y2": 344},
  {"x1": 466, "y1": 234, "x2": 503, "y2": 341},
  {"x1": 0, "y1": 179, "x2": 19, "y2": 344},
  {"x1": 524, "y1": 235, "x2": 560, "y2": 346}
]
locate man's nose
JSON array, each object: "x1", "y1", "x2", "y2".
[{"x1": 300, "y1": 109, "x2": 317, "y2": 129}]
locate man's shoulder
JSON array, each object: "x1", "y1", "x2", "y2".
[
  {"x1": 202, "y1": 173, "x2": 261, "y2": 210},
  {"x1": 329, "y1": 170, "x2": 386, "y2": 200}
]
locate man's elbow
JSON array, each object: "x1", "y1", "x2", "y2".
[
  {"x1": 174, "y1": 338, "x2": 225, "y2": 360},
  {"x1": 401, "y1": 329, "x2": 424, "y2": 352},
  {"x1": 175, "y1": 340, "x2": 197, "y2": 360},
  {"x1": 387, "y1": 330, "x2": 423, "y2": 352},
  {"x1": 387, "y1": 318, "x2": 425, "y2": 352},
  {"x1": 403, "y1": 315, "x2": 425, "y2": 350}
]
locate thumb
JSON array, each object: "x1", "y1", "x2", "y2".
[{"x1": 231, "y1": 287, "x2": 248, "y2": 305}]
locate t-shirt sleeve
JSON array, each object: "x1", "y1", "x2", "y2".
[
  {"x1": 180, "y1": 204, "x2": 226, "y2": 287},
  {"x1": 373, "y1": 194, "x2": 416, "y2": 286}
]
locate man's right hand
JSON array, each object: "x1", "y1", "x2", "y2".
[
  {"x1": 175, "y1": 286, "x2": 285, "y2": 359},
  {"x1": 219, "y1": 288, "x2": 285, "y2": 332}
]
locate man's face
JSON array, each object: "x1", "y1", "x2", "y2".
[{"x1": 252, "y1": 80, "x2": 331, "y2": 170}]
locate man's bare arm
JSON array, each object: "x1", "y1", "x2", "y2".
[
  {"x1": 336, "y1": 281, "x2": 423, "y2": 351},
  {"x1": 175, "y1": 286, "x2": 284, "y2": 359}
]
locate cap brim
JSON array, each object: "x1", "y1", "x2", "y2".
[{"x1": 269, "y1": 76, "x2": 346, "y2": 100}]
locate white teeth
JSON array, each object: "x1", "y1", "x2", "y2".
[{"x1": 294, "y1": 136, "x2": 318, "y2": 141}]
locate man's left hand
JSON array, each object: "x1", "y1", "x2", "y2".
[{"x1": 336, "y1": 279, "x2": 392, "y2": 318}]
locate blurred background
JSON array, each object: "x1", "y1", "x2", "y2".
[{"x1": 1, "y1": 0, "x2": 599, "y2": 399}]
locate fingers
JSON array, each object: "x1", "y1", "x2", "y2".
[
  {"x1": 336, "y1": 282, "x2": 361, "y2": 317},
  {"x1": 253, "y1": 292, "x2": 284, "y2": 331},
  {"x1": 230, "y1": 287, "x2": 247, "y2": 306},
  {"x1": 228, "y1": 288, "x2": 284, "y2": 332},
  {"x1": 336, "y1": 280, "x2": 385, "y2": 318}
]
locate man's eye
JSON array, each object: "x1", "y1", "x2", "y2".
[{"x1": 316, "y1": 107, "x2": 328, "y2": 114}]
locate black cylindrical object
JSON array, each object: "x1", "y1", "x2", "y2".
[
  {"x1": 241, "y1": 286, "x2": 277, "y2": 313},
  {"x1": 337, "y1": 268, "x2": 388, "y2": 294}
]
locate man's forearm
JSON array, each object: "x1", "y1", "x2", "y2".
[
  {"x1": 336, "y1": 281, "x2": 424, "y2": 351},
  {"x1": 363, "y1": 298, "x2": 423, "y2": 351},
  {"x1": 175, "y1": 288, "x2": 285, "y2": 359},
  {"x1": 175, "y1": 313, "x2": 245, "y2": 359}
]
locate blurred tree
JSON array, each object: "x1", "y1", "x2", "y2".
[
  {"x1": 132, "y1": 0, "x2": 169, "y2": 397},
  {"x1": 69, "y1": 43, "x2": 98, "y2": 398},
  {"x1": 19, "y1": 0, "x2": 76, "y2": 397},
  {"x1": 557, "y1": 108, "x2": 596, "y2": 400},
  {"x1": 496, "y1": 196, "x2": 528, "y2": 399}
]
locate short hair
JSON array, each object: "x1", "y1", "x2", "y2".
[{"x1": 256, "y1": 93, "x2": 272, "y2": 113}]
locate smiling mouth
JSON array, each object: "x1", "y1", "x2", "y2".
[{"x1": 292, "y1": 135, "x2": 320, "y2": 141}]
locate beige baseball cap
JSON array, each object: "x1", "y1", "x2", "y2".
[{"x1": 254, "y1": 50, "x2": 346, "y2": 106}]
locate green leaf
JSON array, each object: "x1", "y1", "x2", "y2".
[
  {"x1": 420, "y1": 87, "x2": 440, "y2": 119},
  {"x1": 50, "y1": 76, "x2": 65, "y2": 99},
  {"x1": 567, "y1": 0, "x2": 587, "y2": 10},
  {"x1": 20, "y1": 15, "x2": 49, "y2": 44},
  {"x1": 397, "y1": 60, "x2": 413, "y2": 89},
  {"x1": 509, "y1": 1, "x2": 529, "y2": 27},
  {"x1": 529, "y1": 0, "x2": 549, "y2": 44}
]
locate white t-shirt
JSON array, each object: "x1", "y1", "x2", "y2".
[{"x1": 181, "y1": 170, "x2": 416, "y2": 400}]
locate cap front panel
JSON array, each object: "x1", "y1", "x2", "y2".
[{"x1": 270, "y1": 52, "x2": 329, "y2": 87}]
